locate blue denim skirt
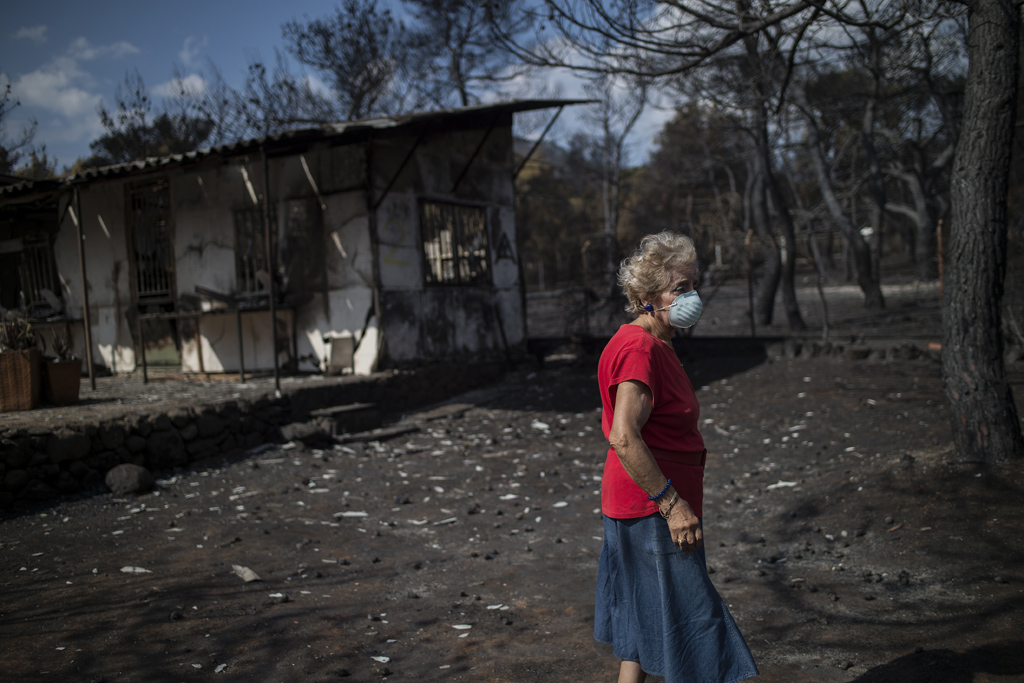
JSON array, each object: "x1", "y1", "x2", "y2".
[{"x1": 595, "y1": 515, "x2": 758, "y2": 682}]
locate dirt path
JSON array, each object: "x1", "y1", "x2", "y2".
[{"x1": 1, "y1": 350, "x2": 1023, "y2": 682}]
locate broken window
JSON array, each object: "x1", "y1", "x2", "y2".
[
  {"x1": 0, "y1": 233, "x2": 62, "y2": 316},
  {"x1": 127, "y1": 179, "x2": 175, "y2": 303},
  {"x1": 420, "y1": 200, "x2": 490, "y2": 285},
  {"x1": 234, "y1": 205, "x2": 277, "y2": 295}
]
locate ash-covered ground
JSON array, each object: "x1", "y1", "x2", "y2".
[{"x1": 2, "y1": 348, "x2": 1023, "y2": 682}]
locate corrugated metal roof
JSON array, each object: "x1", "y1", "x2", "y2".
[
  {"x1": 0, "y1": 99, "x2": 592, "y2": 199},
  {"x1": 0, "y1": 176, "x2": 63, "y2": 198}
]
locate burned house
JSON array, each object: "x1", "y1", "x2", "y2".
[{"x1": 0, "y1": 100, "x2": 581, "y2": 378}]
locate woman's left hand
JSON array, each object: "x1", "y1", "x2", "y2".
[{"x1": 666, "y1": 496, "x2": 702, "y2": 552}]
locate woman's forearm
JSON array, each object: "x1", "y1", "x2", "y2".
[
  {"x1": 610, "y1": 429, "x2": 671, "y2": 499},
  {"x1": 608, "y1": 379, "x2": 672, "y2": 499}
]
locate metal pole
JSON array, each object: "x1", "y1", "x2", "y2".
[
  {"x1": 137, "y1": 312, "x2": 148, "y2": 384},
  {"x1": 194, "y1": 316, "x2": 205, "y2": 374},
  {"x1": 73, "y1": 187, "x2": 96, "y2": 390},
  {"x1": 235, "y1": 307, "x2": 245, "y2": 384},
  {"x1": 364, "y1": 131, "x2": 383, "y2": 374},
  {"x1": 745, "y1": 229, "x2": 756, "y2": 338},
  {"x1": 261, "y1": 145, "x2": 280, "y2": 396}
]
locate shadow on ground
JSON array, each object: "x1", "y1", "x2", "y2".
[{"x1": 852, "y1": 641, "x2": 1024, "y2": 682}]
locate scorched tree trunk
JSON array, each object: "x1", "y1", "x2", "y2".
[{"x1": 943, "y1": 0, "x2": 1024, "y2": 463}]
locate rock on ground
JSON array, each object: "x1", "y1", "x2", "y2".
[{"x1": 104, "y1": 463, "x2": 155, "y2": 495}]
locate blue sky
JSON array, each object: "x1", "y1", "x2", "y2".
[{"x1": 1, "y1": 0, "x2": 669, "y2": 169}]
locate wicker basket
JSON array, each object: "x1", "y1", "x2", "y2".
[{"x1": 0, "y1": 349, "x2": 43, "y2": 411}]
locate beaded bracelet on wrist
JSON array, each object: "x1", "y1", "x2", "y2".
[{"x1": 648, "y1": 478, "x2": 672, "y2": 501}]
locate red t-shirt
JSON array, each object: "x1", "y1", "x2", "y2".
[{"x1": 598, "y1": 324, "x2": 705, "y2": 518}]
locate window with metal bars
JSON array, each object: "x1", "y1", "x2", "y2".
[
  {"x1": 234, "y1": 206, "x2": 277, "y2": 294},
  {"x1": 0, "y1": 234, "x2": 61, "y2": 316},
  {"x1": 419, "y1": 200, "x2": 490, "y2": 285},
  {"x1": 127, "y1": 180, "x2": 175, "y2": 303}
]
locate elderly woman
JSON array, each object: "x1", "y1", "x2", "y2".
[{"x1": 595, "y1": 231, "x2": 758, "y2": 683}]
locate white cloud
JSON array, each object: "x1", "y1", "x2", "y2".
[
  {"x1": 13, "y1": 56, "x2": 101, "y2": 119},
  {"x1": 15, "y1": 36, "x2": 144, "y2": 117},
  {"x1": 179, "y1": 36, "x2": 208, "y2": 67},
  {"x1": 14, "y1": 25, "x2": 47, "y2": 43},
  {"x1": 154, "y1": 73, "x2": 208, "y2": 98},
  {"x1": 7, "y1": 35, "x2": 145, "y2": 163},
  {"x1": 67, "y1": 37, "x2": 139, "y2": 61}
]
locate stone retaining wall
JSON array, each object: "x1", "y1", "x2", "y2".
[{"x1": 0, "y1": 362, "x2": 505, "y2": 510}]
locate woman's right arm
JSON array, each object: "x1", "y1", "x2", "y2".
[{"x1": 608, "y1": 379, "x2": 703, "y2": 552}]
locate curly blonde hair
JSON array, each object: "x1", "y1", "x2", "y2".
[{"x1": 618, "y1": 231, "x2": 699, "y2": 315}]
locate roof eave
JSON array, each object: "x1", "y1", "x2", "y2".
[{"x1": 0, "y1": 99, "x2": 596, "y2": 199}]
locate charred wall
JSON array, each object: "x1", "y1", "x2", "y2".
[{"x1": 371, "y1": 119, "x2": 526, "y2": 366}]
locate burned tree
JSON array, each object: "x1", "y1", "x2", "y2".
[
  {"x1": 0, "y1": 79, "x2": 37, "y2": 175},
  {"x1": 283, "y1": 0, "x2": 414, "y2": 121},
  {"x1": 85, "y1": 70, "x2": 215, "y2": 167},
  {"x1": 791, "y1": 80, "x2": 885, "y2": 309},
  {"x1": 942, "y1": 0, "x2": 1023, "y2": 463},
  {"x1": 583, "y1": 73, "x2": 648, "y2": 294},
  {"x1": 403, "y1": 0, "x2": 530, "y2": 108}
]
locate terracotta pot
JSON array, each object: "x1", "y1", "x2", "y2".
[
  {"x1": 43, "y1": 358, "x2": 82, "y2": 406},
  {"x1": 0, "y1": 348, "x2": 43, "y2": 411}
]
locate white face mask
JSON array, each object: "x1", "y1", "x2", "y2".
[{"x1": 650, "y1": 290, "x2": 703, "y2": 328}]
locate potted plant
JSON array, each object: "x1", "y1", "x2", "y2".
[
  {"x1": 44, "y1": 329, "x2": 82, "y2": 406},
  {"x1": 0, "y1": 314, "x2": 43, "y2": 411}
]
